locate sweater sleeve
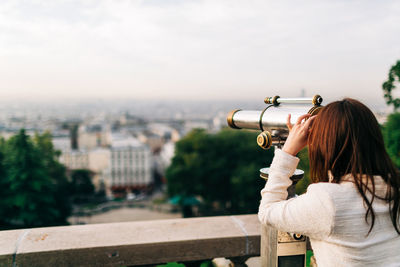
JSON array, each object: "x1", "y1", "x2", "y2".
[{"x1": 258, "y1": 149, "x2": 334, "y2": 239}]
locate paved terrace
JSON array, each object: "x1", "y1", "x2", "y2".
[{"x1": 0, "y1": 214, "x2": 260, "y2": 266}]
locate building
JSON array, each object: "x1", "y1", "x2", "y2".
[
  {"x1": 59, "y1": 150, "x2": 89, "y2": 170},
  {"x1": 88, "y1": 148, "x2": 111, "y2": 193},
  {"x1": 52, "y1": 136, "x2": 71, "y2": 152},
  {"x1": 57, "y1": 147, "x2": 111, "y2": 192},
  {"x1": 107, "y1": 134, "x2": 152, "y2": 195},
  {"x1": 78, "y1": 124, "x2": 111, "y2": 150}
]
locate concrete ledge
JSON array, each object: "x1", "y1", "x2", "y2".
[{"x1": 0, "y1": 214, "x2": 260, "y2": 267}]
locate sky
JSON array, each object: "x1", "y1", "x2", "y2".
[{"x1": 0, "y1": 0, "x2": 399, "y2": 107}]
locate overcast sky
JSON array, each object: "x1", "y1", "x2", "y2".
[{"x1": 0, "y1": 0, "x2": 399, "y2": 106}]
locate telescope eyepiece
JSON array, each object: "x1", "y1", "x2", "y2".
[
  {"x1": 312, "y1": 95, "x2": 323, "y2": 106},
  {"x1": 264, "y1": 95, "x2": 280, "y2": 106}
]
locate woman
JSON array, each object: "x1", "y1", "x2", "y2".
[{"x1": 258, "y1": 98, "x2": 400, "y2": 266}]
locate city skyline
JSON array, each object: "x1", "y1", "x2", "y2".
[{"x1": 0, "y1": 0, "x2": 399, "y2": 107}]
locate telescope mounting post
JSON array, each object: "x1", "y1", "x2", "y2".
[{"x1": 260, "y1": 160, "x2": 307, "y2": 267}]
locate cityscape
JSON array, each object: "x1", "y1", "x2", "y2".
[
  {"x1": 0, "y1": 97, "x2": 390, "y2": 205},
  {"x1": 0, "y1": 98, "x2": 266, "y2": 199}
]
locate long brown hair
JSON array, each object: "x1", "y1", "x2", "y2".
[{"x1": 308, "y1": 98, "x2": 400, "y2": 234}]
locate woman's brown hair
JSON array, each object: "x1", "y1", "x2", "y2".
[{"x1": 308, "y1": 98, "x2": 400, "y2": 234}]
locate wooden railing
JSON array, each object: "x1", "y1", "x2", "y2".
[{"x1": 0, "y1": 214, "x2": 260, "y2": 266}]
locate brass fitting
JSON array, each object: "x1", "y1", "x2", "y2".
[
  {"x1": 226, "y1": 109, "x2": 242, "y2": 129},
  {"x1": 308, "y1": 105, "x2": 323, "y2": 116},
  {"x1": 257, "y1": 131, "x2": 272, "y2": 150},
  {"x1": 264, "y1": 95, "x2": 280, "y2": 106},
  {"x1": 312, "y1": 95, "x2": 323, "y2": 106}
]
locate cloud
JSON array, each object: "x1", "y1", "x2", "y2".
[{"x1": 0, "y1": 0, "x2": 399, "y2": 105}]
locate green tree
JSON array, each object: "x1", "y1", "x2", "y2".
[
  {"x1": 34, "y1": 132, "x2": 72, "y2": 224},
  {"x1": 1, "y1": 130, "x2": 60, "y2": 228},
  {"x1": 296, "y1": 148, "x2": 311, "y2": 195},
  {"x1": 0, "y1": 138, "x2": 7, "y2": 226},
  {"x1": 70, "y1": 169, "x2": 95, "y2": 202},
  {"x1": 166, "y1": 128, "x2": 274, "y2": 215},
  {"x1": 383, "y1": 112, "x2": 400, "y2": 168},
  {"x1": 382, "y1": 60, "x2": 400, "y2": 168},
  {"x1": 383, "y1": 60, "x2": 400, "y2": 111}
]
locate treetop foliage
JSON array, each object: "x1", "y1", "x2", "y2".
[
  {"x1": 383, "y1": 60, "x2": 400, "y2": 111},
  {"x1": 382, "y1": 60, "x2": 400, "y2": 168},
  {"x1": 0, "y1": 130, "x2": 72, "y2": 229},
  {"x1": 167, "y1": 128, "x2": 275, "y2": 215},
  {"x1": 383, "y1": 112, "x2": 400, "y2": 168}
]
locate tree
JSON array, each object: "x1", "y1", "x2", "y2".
[
  {"x1": 34, "y1": 132, "x2": 72, "y2": 224},
  {"x1": 0, "y1": 138, "x2": 7, "y2": 226},
  {"x1": 166, "y1": 128, "x2": 274, "y2": 215},
  {"x1": 382, "y1": 60, "x2": 400, "y2": 167},
  {"x1": 0, "y1": 130, "x2": 75, "y2": 229},
  {"x1": 1, "y1": 130, "x2": 60, "y2": 228},
  {"x1": 295, "y1": 148, "x2": 311, "y2": 195},
  {"x1": 383, "y1": 60, "x2": 400, "y2": 111},
  {"x1": 383, "y1": 113, "x2": 400, "y2": 168},
  {"x1": 70, "y1": 169, "x2": 95, "y2": 203}
]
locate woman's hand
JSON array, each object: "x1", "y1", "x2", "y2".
[{"x1": 282, "y1": 114, "x2": 316, "y2": 156}]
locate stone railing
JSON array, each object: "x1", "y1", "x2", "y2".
[{"x1": 0, "y1": 214, "x2": 260, "y2": 266}]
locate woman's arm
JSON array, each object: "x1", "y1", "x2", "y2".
[{"x1": 258, "y1": 149, "x2": 334, "y2": 239}]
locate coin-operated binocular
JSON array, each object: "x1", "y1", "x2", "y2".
[
  {"x1": 227, "y1": 95, "x2": 323, "y2": 149},
  {"x1": 227, "y1": 95, "x2": 324, "y2": 267}
]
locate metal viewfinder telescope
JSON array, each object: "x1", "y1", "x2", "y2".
[{"x1": 227, "y1": 95, "x2": 323, "y2": 149}]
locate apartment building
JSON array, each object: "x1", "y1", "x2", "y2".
[{"x1": 108, "y1": 134, "x2": 152, "y2": 192}]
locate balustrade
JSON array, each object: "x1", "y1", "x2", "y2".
[{"x1": 0, "y1": 214, "x2": 260, "y2": 266}]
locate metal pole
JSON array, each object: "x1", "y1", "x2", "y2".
[{"x1": 261, "y1": 220, "x2": 278, "y2": 267}]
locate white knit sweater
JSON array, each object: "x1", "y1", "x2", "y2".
[{"x1": 258, "y1": 149, "x2": 400, "y2": 267}]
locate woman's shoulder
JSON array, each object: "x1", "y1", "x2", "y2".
[
  {"x1": 307, "y1": 181, "x2": 344, "y2": 193},
  {"x1": 306, "y1": 181, "x2": 361, "y2": 206},
  {"x1": 306, "y1": 182, "x2": 357, "y2": 200},
  {"x1": 307, "y1": 175, "x2": 387, "y2": 195}
]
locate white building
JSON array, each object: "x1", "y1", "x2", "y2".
[
  {"x1": 158, "y1": 141, "x2": 175, "y2": 172},
  {"x1": 57, "y1": 147, "x2": 111, "y2": 192},
  {"x1": 60, "y1": 150, "x2": 89, "y2": 170},
  {"x1": 78, "y1": 124, "x2": 111, "y2": 150},
  {"x1": 108, "y1": 134, "x2": 152, "y2": 191},
  {"x1": 54, "y1": 132, "x2": 152, "y2": 195},
  {"x1": 88, "y1": 148, "x2": 111, "y2": 192},
  {"x1": 52, "y1": 136, "x2": 71, "y2": 152}
]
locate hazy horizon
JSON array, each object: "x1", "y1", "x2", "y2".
[{"x1": 0, "y1": 95, "x2": 390, "y2": 115}]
